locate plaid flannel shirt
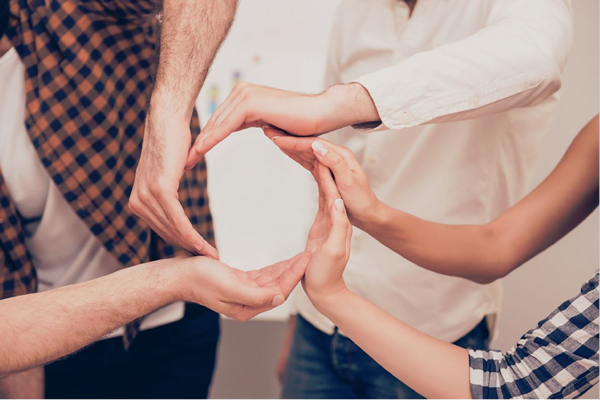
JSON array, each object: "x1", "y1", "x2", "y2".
[
  {"x1": 1, "y1": 0, "x2": 214, "y2": 343},
  {"x1": 469, "y1": 272, "x2": 599, "y2": 399}
]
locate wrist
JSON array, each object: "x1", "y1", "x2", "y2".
[
  {"x1": 310, "y1": 286, "x2": 353, "y2": 317},
  {"x1": 319, "y1": 83, "x2": 380, "y2": 132},
  {"x1": 148, "y1": 90, "x2": 193, "y2": 122},
  {"x1": 353, "y1": 198, "x2": 387, "y2": 231},
  {"x1": 153, "y1": 258, "x2": 192, "y2": 303}
]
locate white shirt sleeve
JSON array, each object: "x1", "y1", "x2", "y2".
[{"x1": 353, "y1": 0, "x2": 573, "y2": 130}]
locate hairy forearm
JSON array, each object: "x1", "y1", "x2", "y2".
[
  {"x1": 363, "y1": 203, "x2": 505, "y2": 284},
  {"x1": 0, "y1": 261, "x2": 180, "y2": 376},
  {"x1": 316, "y1": 290, "x2": 471, "y2": 399},
  {"x1": 152, "y1": 0, "x2": 237, "y2": 119}
]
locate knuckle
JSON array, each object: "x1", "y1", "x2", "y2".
[
  {"x1": 128, "y1": 197, "x2": 141, "y2": 213},
  {"x1": 329, "y1": 153, "x2": 343, "y2": 165},
  {"x1": 340, "y1": 146, "x2": 353, "y2": 157},
  {"x1": 137, "y1": 188, "x2": 151, "y2": 204},
  {"x1": 148, "y1": 182, "x2": 165, "y2": 197}
]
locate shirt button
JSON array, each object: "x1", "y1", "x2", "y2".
[
  {"x1": 472, "y1": 96, "x2": 480, "y2": 106},
  {"x1": 402, "y1": 112, "x2": 413, "y2": 124}
]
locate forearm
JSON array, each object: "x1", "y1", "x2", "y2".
[
  {"x1": 316, "y1": 290, "x2": 471, "y2": 399},
  {"x1": 0, "y1": 260, "x2": 180, "y2": 376},
  {"x1": 152, "y1": 0, "x2": 237, "y2": 119},
  {"x1": 359, "y1": 117, "x2": 599, "y2": 283},
  {"x1": 362, "y1": 202, "x2": 506, "y2": 284},
  {"x1": 352, "y1": 0, "x2": 572, "y2": 130}
]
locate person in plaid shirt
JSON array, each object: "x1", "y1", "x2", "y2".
[
  {"x1": 263, "y1": 115, "x2": 599, "y2": 398},
  {"x1": 0, "y1": 0, "x2": 308, "y2": 398}
]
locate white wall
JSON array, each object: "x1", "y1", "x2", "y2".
[
  {"x1": 208, "y1": 1, "x2": 599, "y2": 398},
  {"x1": 197, "y1": 0, "x2": 341, "y2": 320}
]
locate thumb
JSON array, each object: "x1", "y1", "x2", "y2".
[{"x1": 324, "y1": 199, "x2": 351, "y2": 252}]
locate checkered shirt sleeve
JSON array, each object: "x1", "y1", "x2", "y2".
[{"x1": 469, "y1": 272, "x2": 599, "y2": 399}]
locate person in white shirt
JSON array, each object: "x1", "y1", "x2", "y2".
[{"x1": 183, "y1": 0, "x2": 574, "y2": 397}]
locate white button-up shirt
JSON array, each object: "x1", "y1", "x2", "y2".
[{"x1": 295, "y1": 0, "x2": 573, "y2": 342}]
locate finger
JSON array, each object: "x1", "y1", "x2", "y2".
[
  {"x1": 192, "y1": 107, "x2": 248, "y2": 160},
  {"x1": 131, "y1": 195, "x2": 182, "y2": 245},
  {"x1": 185, "y1": 95, "x2": 249, "y2": 169},
  {"x1": 254, "y1": 252, "x2": 307, "y2": 287},
  {"x1": 229, "y1": 304, "x2": 274, "y2": 322},
  {"x1": 270, "y1": 134, "x2": 314, "y2": 155},
  {"x1": 185, "y1": 93, "x2": 240, "y2": 170},
  {"x1": 254, "y1": 252, "x2": 303, "y2": 286},
  {"x1": 324, "y1": 198, "x2": 351, "y2": 252},
  {"x1": 162, "y1": 197, "x2": 219, "y2": 259},
  {"x1": 311, "y1": 140, "x2": 353, "y2": 186},
  {"x1": 276, "y1": 252, "x2": 312, "y2": 296},
  {"x1": 231, "y1": 284, "x2": 284, "y2": 308},
  {"x1": 317, "y1": 162, "x2": 342, "y2": 205},
  {"x1": 263, "y1": 127, "x2": 317, "y2": 172},
  {"x1": 204, "y1": 83, "x2": 246, "y2": 132}
]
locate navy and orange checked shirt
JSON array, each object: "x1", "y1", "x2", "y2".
[{"x1": 1, "y1": 1, "x2": 214, "y2": 302}]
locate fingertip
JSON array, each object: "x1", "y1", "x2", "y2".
[{"x1": 311, "y1": 140, "x2": 329, "y2": 157}]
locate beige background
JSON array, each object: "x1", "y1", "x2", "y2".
[{"x1": 207, "y1": 1, "x2": 599, "y2": 398}]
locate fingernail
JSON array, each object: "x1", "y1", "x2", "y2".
[
  {"x1": 311, "y1": 141, "x2": 329, "y2": 157},
  {"x1": 271, "y1": 136, "x2": 280, "y2": 142},
  {"x1": 334, "y1": 198, "x2": 344, "y2": 213},
  {"x1": 197, "y1": 139, "x2": 204, "y2": 150},
  {"x1": 272, "y1": 294, "x2": 285, "y2": 306}
]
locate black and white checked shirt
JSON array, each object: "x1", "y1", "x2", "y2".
[{"x1": 469, "y1": 272, "x2": 599, "y2": 398}]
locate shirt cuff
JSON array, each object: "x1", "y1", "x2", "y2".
[{"x1": 352, "y1": 71, "x2": 544, "y2": 131}]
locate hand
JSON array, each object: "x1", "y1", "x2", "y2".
[
  {"x1": 264, "y1": 127, "x2": 381, "y2": 229},
  {"x1": 130, "y1": 111, "x2": 218, "y2": 259},
  {"x1": 178, "y1": 252, "x2": 311, "y2": 321},
  {"x1": 302, "y1": 163, "x2": 353, "y2": 305},
  {"x1": 185, "y1": 82, "x2": 379, "y2": 168}
]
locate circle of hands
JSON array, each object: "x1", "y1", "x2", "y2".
[{"x1": 131, "y1": 83, "x2": 378, "y2": 321}]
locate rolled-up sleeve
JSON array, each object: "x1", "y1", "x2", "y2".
[
  {"x1": 469, "y1": 273, "x2": 599, "y2": 399},
  {"x1": 354, "y1": 0, "x2": 573, "y2": 130}
]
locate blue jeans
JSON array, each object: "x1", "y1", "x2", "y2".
[
  {"x1": 282, "y1": 315, "x2": 490, "y2": 399},
  {"x1": 45, "y1": 304, "x2": 220, "y2": 399}
]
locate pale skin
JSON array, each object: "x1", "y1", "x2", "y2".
[
  {"x1": 0, "y1": 252, "x2": 311, "y2": 378},
  {"x1": 275, "y1": 115, "x2": 599, "y2": 398}
]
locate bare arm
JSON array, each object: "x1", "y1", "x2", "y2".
[
  {"x1": 318, "y1": 290, "x2": 472, "y2": 399},
  {"x1": 0, "y1": 252, "x2": 310, "y2": 377},
  {"x1": 269, "y1": 115, "x2": 599, "y2": 283},
  {"x1": 130, "y1": 0, "x2": 237, "y2": 257},
  {"x1": 365, "y1": 116, "x2": 599, "y2": 283},
  {"x1": 301, "y1": 119, "x2": 599, "y2": 398},
  {"x1": 303, "y1": 161, "x2": 471, "y2": 399},
  {"x1": 0, "y1": 260, "x2": 178, "y2": 376}
]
